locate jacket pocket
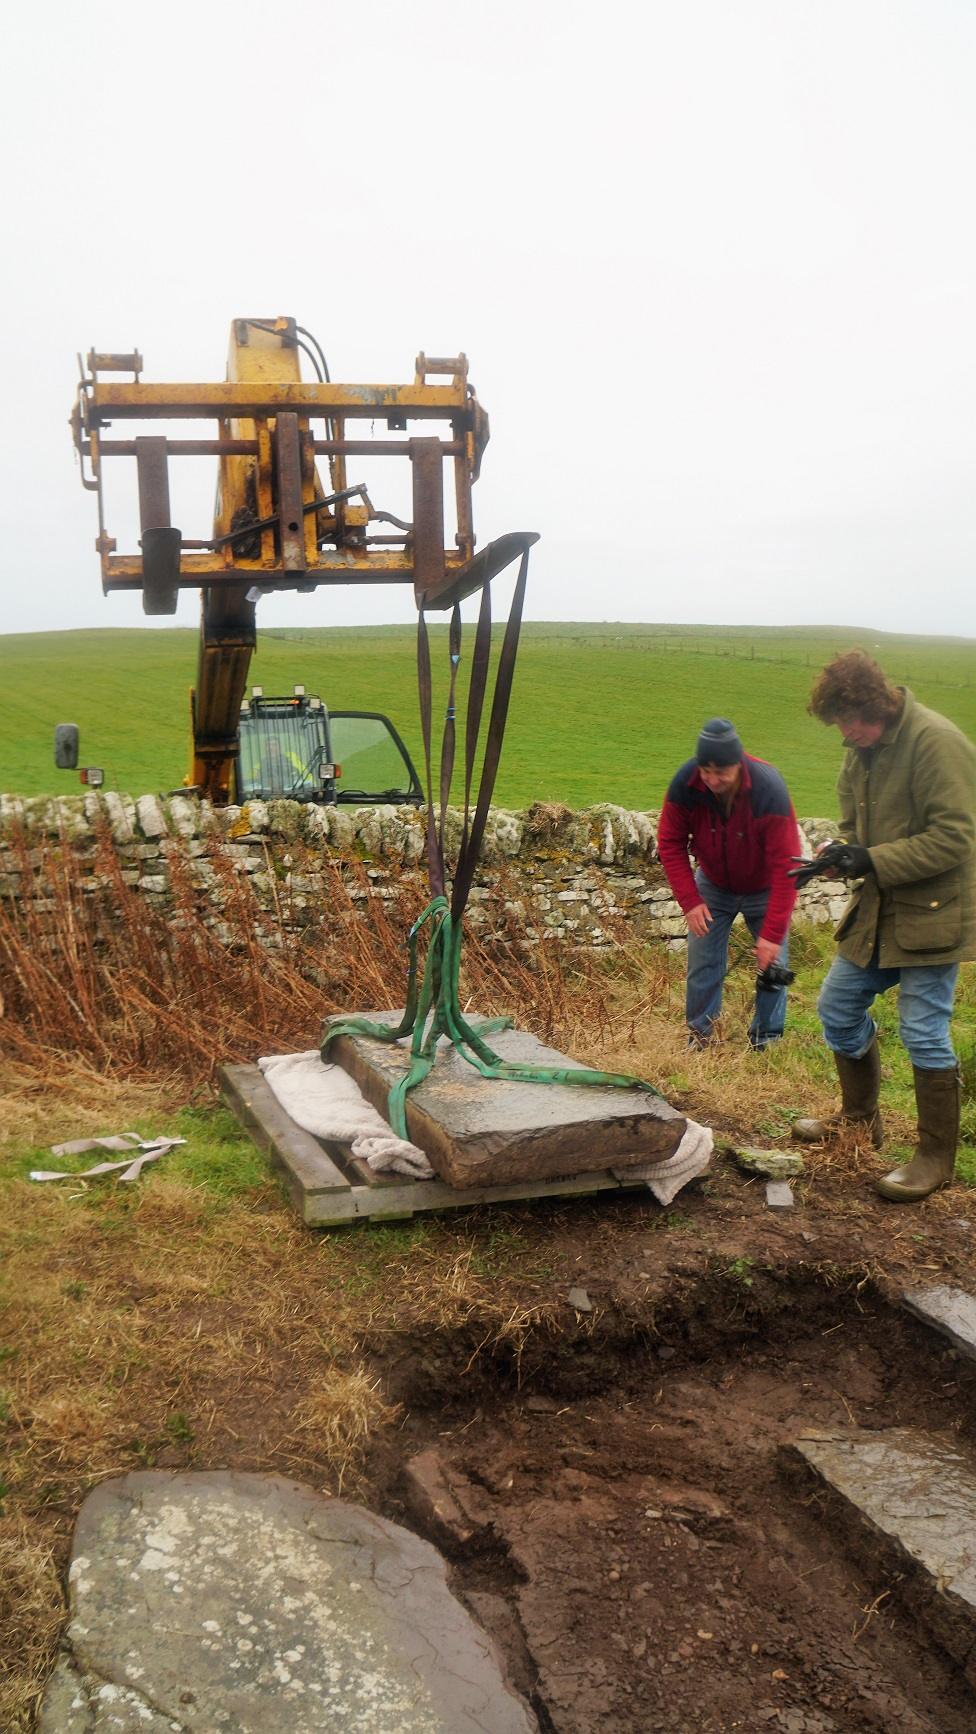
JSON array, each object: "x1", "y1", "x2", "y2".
[{"x1": 892, "y1": 884, "x2": 962, "y2": 952}]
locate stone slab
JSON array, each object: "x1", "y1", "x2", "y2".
[
  {"x1": 790, "y1": 1427, "x2": 976, "y2": 1684},
  {"x1": 219, "y1": 1063, "x2": 655, "y2": 1227},
  {"x1": 901, "y1": 1285, "x2": 976, "y2": 1366},
  {"x1": 765, "y1": 1180, "x2": 795, "y2": 1208},
  {"x1": 42, "y1": 1469, "x2": 536, "y2": 1733},
  {"x1": 328, "y1": 1015, "x2": 687, "y2": 1188}
]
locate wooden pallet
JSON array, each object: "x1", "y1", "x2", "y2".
[{"x1": 219, "y1": 1062, "x2": 656, "y2": 1227}]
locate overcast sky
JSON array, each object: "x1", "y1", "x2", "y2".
[{"x1": 3, "y1": 0, "x2": 974, "y2": 638}]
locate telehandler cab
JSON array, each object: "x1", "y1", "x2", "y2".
[{"x1": 236, "y1": 687, "x2": 421, "y2": 807}]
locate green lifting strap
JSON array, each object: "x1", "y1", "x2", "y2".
[{"x1": 321, "y1": 537, "x2": 664, "y2": 1139}]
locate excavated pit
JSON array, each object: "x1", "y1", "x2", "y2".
[{"x1": 367, "y1": 1273, "x2": 976, "y2": 1734}]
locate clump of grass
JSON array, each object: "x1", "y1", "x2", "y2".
[
  {"x1": 284, "y1": 1370, "x2": 401, "y2": 1493},
  {"x1": 164, "y1": 1410, "x2": 194, "y2": 1446},
  {"x1": 522, "y1": 800, "x2": 575, "y2": 841},
  {"x1": 0, "y1": 1519, "x2": 63, "y2": 1734},
  {"x1": 725, "y1": 1256, "x2": 755, "y2": 1287}
]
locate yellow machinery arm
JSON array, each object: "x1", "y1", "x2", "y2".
[{"x1": 71, "y1": 317, "x2": 536, "y2": 803}]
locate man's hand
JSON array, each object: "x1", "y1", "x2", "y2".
[
  {"x1": 686, "y1": 903, "x2": 713, "y2": 938},
  {"x1": 788, "y1": 841, "x2": 874, "y2": 886},
  {"x1": 755, "y1": 937, "x2": 780, "y2": 972},
  {"x1": 836, "y1": 844, "x2": 873, "y2": 877}
]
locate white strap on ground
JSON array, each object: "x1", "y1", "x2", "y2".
[
  {"x1": 31, "y1": 1135, "x2": 186, "y2": 1184},
  {"x1": 612, "y1": 1119, "x2": 714, "y2": 1206},
  {"x1": 258, "y1": 1051, "x2": 435, "y2": 1179}
]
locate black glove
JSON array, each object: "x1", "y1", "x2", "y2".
[
  {"x1": 788, "y1": 842, "x2": 874, "y2": 886},
  {"x1": 837, "y1": 844, "x2": 873, "y2": 877}
]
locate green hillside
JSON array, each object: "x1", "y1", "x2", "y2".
[{"x1": 0, "y1": 621, "x2": 973, "y2": 816}]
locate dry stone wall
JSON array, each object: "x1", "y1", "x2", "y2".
[{"x1": 0, "y1": 793, "x2": 850, "y2": 946}]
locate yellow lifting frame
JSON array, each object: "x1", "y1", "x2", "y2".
[{"x1": 69, "y1": 316, "x2": 513, "y2": 803}]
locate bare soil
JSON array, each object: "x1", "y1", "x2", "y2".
[
  {"x1": 387, "y1": 1305, "x2": 976, "y2": 1731},
  {"x1": 361, "y1": 1153, "x2": 976, "y2": 1734}
]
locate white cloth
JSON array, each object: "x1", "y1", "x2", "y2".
[
  {"x1": 31, "y1": 1135, "x2": 186, "y2": 1183},
  {"x1": 612, "y1": 1118, "x2": 713, "y2": 1206},
  {"x1": 258, "y1": 1051, "x2": 434, "y2": 1179}
]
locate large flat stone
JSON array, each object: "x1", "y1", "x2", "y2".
[
  {"x1": 219, "y1": 1062, "x2": 661, "y2": 1227},
  {"x1": 790, "y1": 1427, "x2": 976, "y2": 1685},
  {"x1": 41, "y1": 1470, "x2": 536, "y2": 1732},
  {"x1": 902, "y1": 1285, "x2": 976, "y2": 1365},
  {"x1": 328, "y1": 1017, "x2": 686, "y2": 1188}
]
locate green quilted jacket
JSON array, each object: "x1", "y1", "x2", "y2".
[{"x1": 834, "y1": 690, "x2": 976, "y2": 969}]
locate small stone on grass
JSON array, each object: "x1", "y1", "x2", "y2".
[
  {"x1": 766, "y1": 1181, "x2": 795, "y2": 1209},
  {"x1": 730, "y1": 1146, "x2": 805, "y2": 1180}
]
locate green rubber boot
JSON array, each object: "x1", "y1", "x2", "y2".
[
  {"x1": 875, "y1": 1065, "x2": 960, "y2": 1202},
  {"x1": 792, "y1": 1038, "x2": 883, "y2": 1149}
]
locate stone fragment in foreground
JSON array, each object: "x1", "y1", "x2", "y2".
[
  {"x1": 327, "y1": 1017, "x2": 687, "y2": 1188},
  {"x1": 402, "y1": 1448, "x2": 493, "y2": 1553},
  {"x1": 790, "y1": 1427, "x2": 976, "y2": 1686},
  {"x1": 765, "y1": 1180, "x2": 795, "y2": 1208},
  {"x1": 41, "y1": 1469, "x2": 537, "y2": 1733},
  {"x1": 729, "y1": 1144, "x2": 804, "y2": 1180},
  {"x1": 902, "y1": 1285, "x2": 976, "y2": 1366}
]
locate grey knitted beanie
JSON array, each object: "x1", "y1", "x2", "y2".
[{"x1": 696, "y1": 718, "x2": 743, "y2": 766}]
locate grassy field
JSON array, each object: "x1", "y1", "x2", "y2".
[{"x1": 1, "y1": 621, "x2": 974, "y2": 816}]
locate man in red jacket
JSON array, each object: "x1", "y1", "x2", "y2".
[{"x1": 657, "y1": 718, "x2": 800, "y2": 1048}]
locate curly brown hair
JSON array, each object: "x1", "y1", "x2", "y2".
[{"x1": 808, "y1": 651, "x2": 904, "y2": 725}]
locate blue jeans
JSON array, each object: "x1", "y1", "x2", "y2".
[
  {"x1": 818, "y1": 954, "x2": 959, "y2": 1071},
  {"x1": 686, "y1": 872, "x2": 789, "y2": 1048}
]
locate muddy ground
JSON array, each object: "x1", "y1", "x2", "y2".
[{"x1": 357, "y1": 1145, "x2": 976, "y2": 1734}]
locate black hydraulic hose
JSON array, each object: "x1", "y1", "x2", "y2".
[
  {"x1": 293, "y1": 336, "x2": 323, "y2": 381},
  {"x1": 296, "y1": 325, "x2": 331, "y2": 383}
]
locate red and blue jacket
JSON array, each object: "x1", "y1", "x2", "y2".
[{"x1": 656, "y1": 754, "x2": 800, "y2": 945}]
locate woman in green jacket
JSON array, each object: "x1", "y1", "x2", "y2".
[{"x1": 794, "y1": 651, "x2": 976, "y2": 1201}]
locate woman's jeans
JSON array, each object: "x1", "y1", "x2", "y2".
[
  {"x1": 817, "y1": 954, "x2": 959, "y2": 1071},
  {"x1": 686, "y1": 872, "x2": 788, "y2": 1049}
]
